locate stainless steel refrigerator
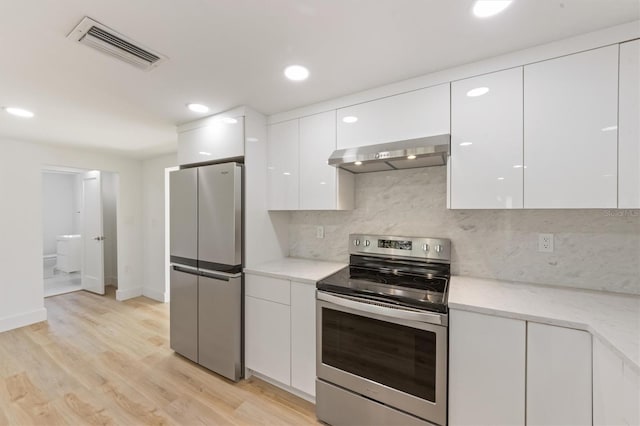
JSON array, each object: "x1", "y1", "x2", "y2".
[{"x1": 169, "y1": 162, "x2": 243, "y2": 381}]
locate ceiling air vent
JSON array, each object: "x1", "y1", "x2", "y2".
[{"x1": 67, "y1": 17, "x2": 166, "y2": 71}]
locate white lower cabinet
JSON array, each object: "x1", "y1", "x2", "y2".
[
  {"x1": 451, "y1": 310, "x2": 602, "y2": 426},
  {"x1": 290, "y1": 281, "x2": 316, "y2": 396},
  {"x1": 593, "y1": 337, "x2": 625, "y2": 426},
  {"x1": 526, "y1": 322, "x2": 592, "y2": 426},
  {"x1": 623, "y1": 362, "x2": 640, "y2": 426},
  {"x1": 594, "y1": 336, "x2": 640, "y2": 426},
  {"x1": 449, "y1": 309, "x2": 526, "y2": 426},
  {"x1": 245, "y1": 273, "x2": 317, "y2": 397},
  {"x1": 245, "y1": 294, "x2": 291, "y2": 385}
]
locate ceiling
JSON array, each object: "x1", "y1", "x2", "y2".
[{"x1": 0, "y1": 0, "x2": 638, "y2": 159}]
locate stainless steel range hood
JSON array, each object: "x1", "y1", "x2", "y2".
[{"x1": 328, "y1": 134, "x2": 450, "y2": 173}]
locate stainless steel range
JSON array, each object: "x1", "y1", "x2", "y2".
[{"x1": 316, "y1": 234, "x2": 451, "y2": 426}]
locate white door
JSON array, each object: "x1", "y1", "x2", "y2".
[{"x1": 81, "y1": 170, "x2": 105, "y2": 295}]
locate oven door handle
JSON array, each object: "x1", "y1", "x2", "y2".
[{"x1": 317, "y1": 291, "x2": 446, "y2": 326}]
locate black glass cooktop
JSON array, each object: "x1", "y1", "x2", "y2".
[{"x1": 317, "y1": 255, "x2": 450, "y2": 313}]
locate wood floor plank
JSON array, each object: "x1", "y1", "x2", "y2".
[{"x1": 0, "y1": 288, "x2": 317, "y2": 425}]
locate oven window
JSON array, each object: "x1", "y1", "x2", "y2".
[{"x1": 322, "y1": 308, "x2": 437, "y2": 402}]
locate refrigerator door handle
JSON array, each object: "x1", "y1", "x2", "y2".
[
  {"x1": 172, "y1": 264, "x2": 200, "y2": 275},
  {"x1": 198, "y1": 268, "x2": 242, "y2": 281}
]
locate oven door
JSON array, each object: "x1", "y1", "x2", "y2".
[{"x1": 316, "y1": 291, "x2": 447, "y2": 426}]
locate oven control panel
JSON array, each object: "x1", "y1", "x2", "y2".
[{"x1": 350, "y1": 234, "x2": 451, "y2": 262}]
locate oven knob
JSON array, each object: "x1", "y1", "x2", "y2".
[
  {"x1": 353, "y1": 239, "x2": 361, "y2": 247},
  {"x1": 364, "y1": 240, "x2": 370, "y2": 247},
  {"x1": 422, "y1": 243, "x2": 429, "y2": 252},
  {"x1": 435, "y1": 244, "x2": 443, "y2": 253}
]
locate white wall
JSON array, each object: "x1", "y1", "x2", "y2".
[
  {"x1": 0, "y1": 137, "x2": 144, "y2": 332},
  {"x1": 102, "y1": 171, "x2": 119, "y2": 287},
  {"x1": 41, "y1": 172, "x2": 76, "y2": 255},
  {"x1": 141, "y1": 153, "x2": 177, "y2": 302}
]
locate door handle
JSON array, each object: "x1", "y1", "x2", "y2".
[{"x1": 93, "y1": 236, "x2": 105, "y2": 241}]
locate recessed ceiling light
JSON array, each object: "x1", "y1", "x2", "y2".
[
  {"x1": 221, "y1": 117, "x2": 238, "y2": 124},
  {"x1": 601, "y1": 126, "x2": 618, "y2": 132},
  {"x1": 459, "y1": 142, "x2": 473, "y2": 146},
  {"x1": 466, "y1": 87, "x2": 490, "y2": 97},
  {"x1": 354, "y1": 161, "x2": 363, "y2": 166},
  {"x1": 473, "y1": 0, "x2": 512, "y2": 18},
  {"x1": 283, "y1": 172, "x2": 291, "y2": 176},
  {"x1": 4, "y1": 106, "x2": 34, "y2": 118},
  {"x1": 407, "y1": 155, "x2": 417, "y2": 160},
  {"x1": 497, "y1": 177, "x2": 505, "y2": 180},
  {"x1": 284, "y1": 65, "x2": 310, "y2": 81},
  {"x1": 199, "y1": 151, "x2": 212, "y2": 156},
  {"x1": 187, "y1": 103, "x2": 209, "y2": 113},
  {"x1": 342, "y1": 116, "x2": 358, "y2": 124}
]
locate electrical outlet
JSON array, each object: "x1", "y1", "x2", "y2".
[
  {"x1": 316, "y1": 226, "x2": 325, "y2": 239},
  {"x1": 538, "y1": 233, "x2": 554, "y2": 253}
]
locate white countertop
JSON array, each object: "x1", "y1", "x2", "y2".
[
  {"x1": 449, "y1": 276, "x2": 640, "y2": 372},
  {"x1": 244, "y1": 257, "x2": 347, "y2": 284}
]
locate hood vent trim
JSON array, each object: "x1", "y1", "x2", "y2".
[
  {"x1": 67, "y1": 17, "x2": 167, "y2": 71},
  {"x1": 328, "y1": 134, "x2": 450, "y2": 174}
]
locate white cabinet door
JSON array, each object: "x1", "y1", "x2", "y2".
[
  {"x1": 449, "y1": 310, "x2": 526, "y2": 426},
  {"x1": 245, "y1": 295, "x2": 291, "y2": 385},
  {"x1": 299, "y1": 111, "x2": 338, "y2": 210},
  {"x1": 619, "y1": 39, "x2": 640, "y2": 208},
  {"x1": 593, "y1": 337, "x2": 625, "y2": 426},
  {"x1": 524, "y1": 45, "x2": 618, "y2": 208},
  {"x1": 178, "y1": 116, "x2": 245, "y2": 166},
  {"x1": 290, "y1": 281, "x2": 316, "y2": 396},
  {"x1": 336, "y1": 84, "x2": 450, "y2": 149},
  {"x1": 451, "y1": 67, "x2": 523, "y2": 209},
  {"x1": 527, "y1": 322, "x2": 592, "y2": 426},
  {"x1": 623, "y1": 361, "x2": 640, "y2": 426},
  {"x1": 267, "y1": 119, "x2": 299, "y2": 210}
]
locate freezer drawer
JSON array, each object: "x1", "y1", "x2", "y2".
[
  {"x1": 170, "y1": 266, "x2": 198, "y2": 362},
  {"x1": 198, "y1": 272, "x2": 243, "y2": 381},
  {"x1": 198, "y1": 163, "x2": 242, "y2": 270},
  {"x1": 169, "y1": 168, "x2": 198, "y2": 264}
]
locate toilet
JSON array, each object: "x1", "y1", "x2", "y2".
[{"x1": 43, "y1": 254, "x2": 56, "y2": 278}]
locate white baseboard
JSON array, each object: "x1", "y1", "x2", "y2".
[
  {"x1": 247, "y1": 370, "x2": 316, "y2": 404},
  {"x1": 0, "y1": 308, "x2": 47, "y2": 333},
  {"x1": 142, "y1": 287, "x2": 168, "y2": 303},
  {"x1": 116, "y1": 287, "x2": 143, "y2": 301}
]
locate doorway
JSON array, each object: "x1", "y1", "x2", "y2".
[{"x1": 42, "y1": 166, "x2": 119, "y2": 297}]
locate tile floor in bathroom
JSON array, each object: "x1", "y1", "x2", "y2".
[{"x1": 44, "y1": 271, "x2": 81, "y2": 297}]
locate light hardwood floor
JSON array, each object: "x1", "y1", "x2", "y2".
[{"x1": 0, "y1": 288, "x2": 319, "y2": 425}]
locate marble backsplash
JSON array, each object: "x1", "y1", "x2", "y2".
[{"x1": 289, "y1": 167, "x2": 640, "y2": 295}]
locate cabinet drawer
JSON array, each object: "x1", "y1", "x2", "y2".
[{"x1": 245, "y1": 274, "x2": 290, "y2": 305}]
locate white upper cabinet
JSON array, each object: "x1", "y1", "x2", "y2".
[
  {"x1": 527, "y1": 322, "x2": 592, "y2": 426},
  {"x1": 451, "y1": 68, "x2": 524, "y2": 209},
  {"x1": 178, "y1": 115, "x2": 245, "y2": 166},
  {"x1": 336, "y1": 84, "x2": 450, "y2": 149},
  {"x1": 524, "y1": 45, "x2": 619, "y2": 208},
  {"x1": 619, "y1": 39, "x2": 640, "y2": 208},
  {"x1": 267, "y1": 119, "x2": 299, "y2": 210},
  {"x1": 299, "y1": 111, "x2": 354, "y2": 210},
  {"x1": 268, "y1": 113, "x2": 354, "y2": 211}
]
